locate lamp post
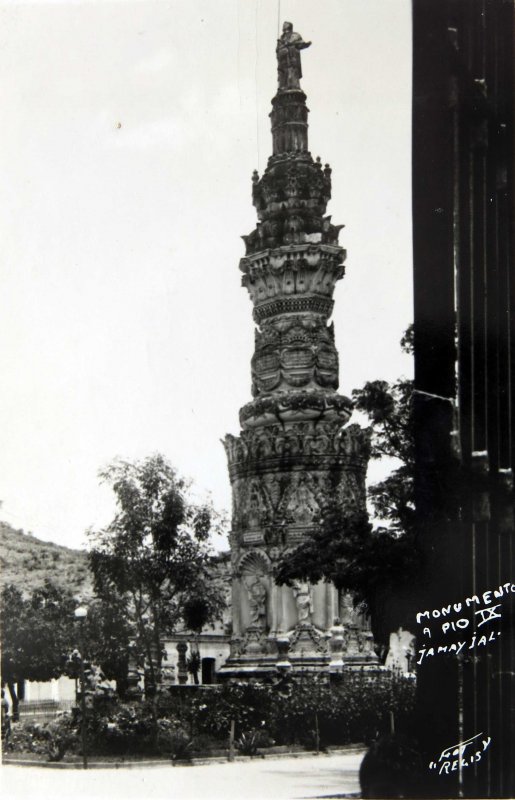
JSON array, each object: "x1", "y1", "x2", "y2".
[{"x1": 74, "y1": 605, "x2": 88, "y2": 770}]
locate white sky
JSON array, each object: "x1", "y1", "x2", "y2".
[{"x1": 0, "y1": 0, "x2": 413, "y2": 550}]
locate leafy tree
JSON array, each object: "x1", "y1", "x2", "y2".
[
  {"x1": 352, "y1": 324, "x2": 414, "y2": 539},
  {"x1": 1, "y1": 578, "x2": 139, "y2": 712},
  {"x1": 353, "y1": 378, "x2": 414, "y2": 538},
  {"x1": 1, "y1": 584, "x2": 27, "y2": 715},
  {"x1": 87, "y1": 454, "x2": 227, "y2": 691},
  {"x1": 275, "y1": 330, "x2": 419, "y2": 646},
  {"x1": 1, "y1": 581, "x2": 76, "y2": 716}
]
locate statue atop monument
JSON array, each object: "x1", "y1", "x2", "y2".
[{"x1": 276, "y1": 21, "x2": 311, "y2": 90}]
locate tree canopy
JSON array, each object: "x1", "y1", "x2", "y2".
[
  {"x1": 1, "y1": 580, "x2": 77, "y2": 687},
  {"x1": 87, "y1": 454, "x2": 227, "y2": 689},
  {"x1": 353, "y1": 375, "x2": 414, "y2": 538},
  {"x1": 0, "y1": 578, "x2": 135, "y2": 705},
  {"x1": 1, "y1": 580, "x2": 80, "y2": 715}
]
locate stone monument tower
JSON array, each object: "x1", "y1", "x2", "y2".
[{"x1": 221, "y1": 23, "x2": 376, "y2": 676}]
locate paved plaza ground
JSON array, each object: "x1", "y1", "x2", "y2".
[{"x1": 2, "y1": 750, "x2": 364, "y2": 800}]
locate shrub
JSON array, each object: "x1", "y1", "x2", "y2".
[
  {"x1": 8, "y1": 721, "x2": 43, "y2": 755},
  {"x1": 235, "y1": 730, "x2": 260, "y2": 756},
  {"x1": 87, "y1": 701, "x2": 155, "y2": 755},
  {"x1": 8, "y1": 713, "x2": 79, "y2": 761},
  {"x1": 45, "y1": 715, "x2": 78, "y2": 761},
  {"x1": 189, "y1": 683, "x2": 276, "y2": 740},
  {"x1": 235, "y1": 727, "x2": 274, "y2": 756},
  {"x1": 156, "y1": 719, "x2": 193, "y2": 761}
]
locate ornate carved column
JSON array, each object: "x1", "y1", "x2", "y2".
[{"x1": 220, "y1": 23, "x2": 375, "y2": 677}]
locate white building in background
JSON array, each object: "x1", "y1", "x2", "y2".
[{"x1": 22, "y1": 674, "x2": 76, "y2": 703}]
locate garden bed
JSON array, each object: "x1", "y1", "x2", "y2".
[{"x1": 3, "y1": 673, "x2": 414, "y2": 765}]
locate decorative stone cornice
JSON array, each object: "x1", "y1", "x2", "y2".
[
  {"x1": 240, "y1": 244, "x2": 346, "y2": 310},
  {"x1": 240, "y1": 243, "x2": 344, "y2": 275},
  {"x1": 224, "y1": 422, "x2": 371, "y2": 476},
  {"x1": 253, "y1": 295, "x2": 334, "y2": 324},
  {"x1": 238, "y1": 389, "x2": 352, "y2": 429}
]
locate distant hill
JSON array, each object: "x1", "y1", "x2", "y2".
[{"x1": 0, "y1": 520, "x2": 93, "y2": 598}]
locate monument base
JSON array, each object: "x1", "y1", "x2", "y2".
[{"x1": 217, "y1": 622, "x2": 379, "y2": 680}]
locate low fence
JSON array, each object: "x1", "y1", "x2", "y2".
[{"x1": 18, "y1": 699, "x2": 76, "y2": 723}]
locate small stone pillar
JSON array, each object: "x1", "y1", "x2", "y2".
[
  {"x1": 359, "y1": 630, "x2": 376, "y2": 659},
  {"x1": 244, "y1": 626, "x2": 263, "y2": 655},
  {"x1": 276, "y1": 634, "x2": 292, "y2": 672},
  {"x1": 230, "y1": 636, "x2": 243, "y2": 658},
  {"x1": 329, "y1": 618, "x2": 345, "y2": 671},
  {"x1": 176, "y1": 642, "x2": 188, "y2": 685}
]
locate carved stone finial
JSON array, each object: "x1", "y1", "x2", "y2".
[
  {"x1": 276, "y1": 22, "x2": 311, "y2": 91},
  {"x1": 276, "y1": 634, "x2": 292, "y2": 671}
]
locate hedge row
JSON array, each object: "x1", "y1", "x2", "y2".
[{"x1": 7, "y1": 672, "x2": 415, "y2": 760}]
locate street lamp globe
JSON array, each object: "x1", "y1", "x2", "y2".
[{"x1": 74, "y1": 605, "x2": 88, "y2": 620}]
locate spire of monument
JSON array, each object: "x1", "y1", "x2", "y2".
[
  {"x1": 241, "y1": 24, "x2": 341, "y2": 263},
  {"x1": 271, "y1": 21, "x2": 312, "y2": 155}
]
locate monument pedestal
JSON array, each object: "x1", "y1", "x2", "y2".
[{"x1": 219, "y1": 618, "x2": 378, "y2": 679}]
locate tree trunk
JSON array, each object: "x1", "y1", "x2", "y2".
[
  {"x1": 115, "y1": 674, "x2": 128, "y2": 699},
  {"x1": 151, "y1": 602, "x2": 163, "y2": 687},
  {"x1": 7, "y1": 681, "x2": 19, "y2": 721}
]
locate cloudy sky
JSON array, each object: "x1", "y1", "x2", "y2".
[{"x1": 0, "y1": 0, "x2": 412, "y2": 550}]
